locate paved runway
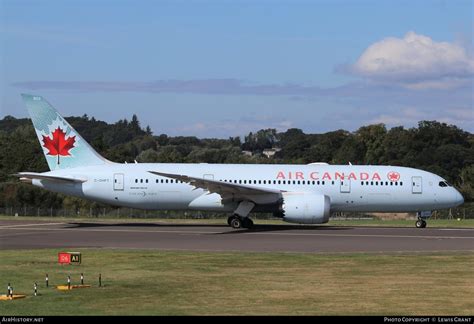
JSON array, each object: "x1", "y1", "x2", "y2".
[{"x1": 0, "y1": 219, "x2": 473, "y2": 253}]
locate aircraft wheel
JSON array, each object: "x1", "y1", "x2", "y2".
[
  {"x1": 227, "y1": 216, "x2": 233, "y2": 226},
  {"x1": 230, "y1": 216, "x2": 242, "y2": 229},
  {"x1": 242, "y1": 218, "x2": 254, "y2": 229},
  {"x1": 416, "y1": 219, "x2": 427, "y2": 228}
]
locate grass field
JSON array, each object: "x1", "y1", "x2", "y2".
[
  {"x1": 1, "y1": 215, "x2": 474, "y2": 228},
  {"x1": 0, "y1": 249, "x2": 473, "y2": 315}
]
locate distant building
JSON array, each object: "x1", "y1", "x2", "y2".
[
  {"x1": 262, "y1": 148, "x2": 282, "y2": 158},
  {"x1": 242, "y1": 150, "x2": 253, "y2": 157}
]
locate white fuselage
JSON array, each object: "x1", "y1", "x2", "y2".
[{"x1": 32, "y1": 163, "x2": 464, "y2": 214}]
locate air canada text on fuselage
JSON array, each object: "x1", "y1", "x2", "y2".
[{"x1": 275, "y1": 171, "x2": 396, "y2": 181}]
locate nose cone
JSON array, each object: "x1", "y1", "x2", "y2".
[{"x1": 453, "y1": 189, "x2": 464, "y2": 206}]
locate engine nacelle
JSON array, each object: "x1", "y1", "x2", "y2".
[{"x1": 281, "y1": 192, "x2": 331, "y2": 224}]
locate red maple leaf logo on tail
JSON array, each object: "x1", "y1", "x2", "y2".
[{"x1": 42, "y1": 127, "x2": 76, "y2": 165}]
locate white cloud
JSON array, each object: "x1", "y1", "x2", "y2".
[{"x1": 350, "y1": 31, "x2": 474, "y2": 89}]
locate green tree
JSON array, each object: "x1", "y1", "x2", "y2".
[{"x1": 355, "y1": 124, "x2": 387, "y2": 164}]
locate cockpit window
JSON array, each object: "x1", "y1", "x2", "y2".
[{"x1": 439, "y1": 181, "x2": 450, "y2": 187}]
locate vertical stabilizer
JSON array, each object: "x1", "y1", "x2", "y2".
[{"x1": 21, "y1": 94, "x2": 109, "y2": 170}]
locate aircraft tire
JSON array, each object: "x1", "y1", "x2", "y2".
[
  {"x1": 242, "y1": 218, "x2": 254, "y2": 229},
  {"x1": 227, "y1": 216, "x2": 233, "y2": 226},
  {"x1": 230, "y1": 217, "x2": 242, "y2": 229},
  {"x1": 416, "y1": 220, "x2": 427, "y2": 228}
]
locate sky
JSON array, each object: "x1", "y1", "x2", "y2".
[{"x1": 1, "y1": 0, "x2": 473, "y2": 138}]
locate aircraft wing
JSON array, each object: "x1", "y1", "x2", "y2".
[
  {"x1": 148, "y1": 171, "x2": 283, "y2": 203},
  {"x1": 14, "y1": 172, "x2": 87, "y2": 183}
]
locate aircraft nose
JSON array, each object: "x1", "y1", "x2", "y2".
[{"x1": 454, "y1": 190, "x2": 464, "y2": 206}]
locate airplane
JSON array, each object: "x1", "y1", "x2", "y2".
[{"x1": 15, "y1": 94, "x2": 464, "y2": 229}]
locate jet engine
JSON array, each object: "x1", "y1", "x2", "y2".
[{"x1": 281, "y1": 192, "x2": 330, "y2": 224}]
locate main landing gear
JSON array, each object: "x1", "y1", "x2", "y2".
[
  {"x1": 227, "y1": 215, "x2": 254, "y2": 229},
  {"x1": 228, "y1": 200, "x2": 256, "y2": 229},
  {"x1": 415, "y1": 218, "x2": 427, "y2": 228}
]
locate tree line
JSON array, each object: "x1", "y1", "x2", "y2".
[{"x1": 0, "y1": 114, "x2": 472, "y2": 213}]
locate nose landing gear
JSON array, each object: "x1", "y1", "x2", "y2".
[
  {"x1": 415, "y1": 218, "x2": 427, "y2": 228},
  {"x1": 415, "y1": 211, "x2": 431, "y2": 228}
]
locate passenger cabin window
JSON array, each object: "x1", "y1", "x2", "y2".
[{"x1": 439, "y1": 181, "x2": 448, "y2": 187}]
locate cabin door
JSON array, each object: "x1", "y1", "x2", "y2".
[
  {"x1": 203, "y1": 174, "x2": 214, "y2": 180},
  {"x1": 412, "y1": 176, "x2": 422, "y2": 194},
  {"x1": 340, "y1": 179, "x2": 351, "y2": 193},
  {"x1": 114, "y1": 173, "x2": 125, "y2": 191}
]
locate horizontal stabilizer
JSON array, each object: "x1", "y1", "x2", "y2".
[{"x1": 14, "y1": 172, "x2": 87, "y2": 184}]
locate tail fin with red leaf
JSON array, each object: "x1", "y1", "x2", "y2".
[{"x1": 21, "y1": 94, "x2": 109, "y2": 170}]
